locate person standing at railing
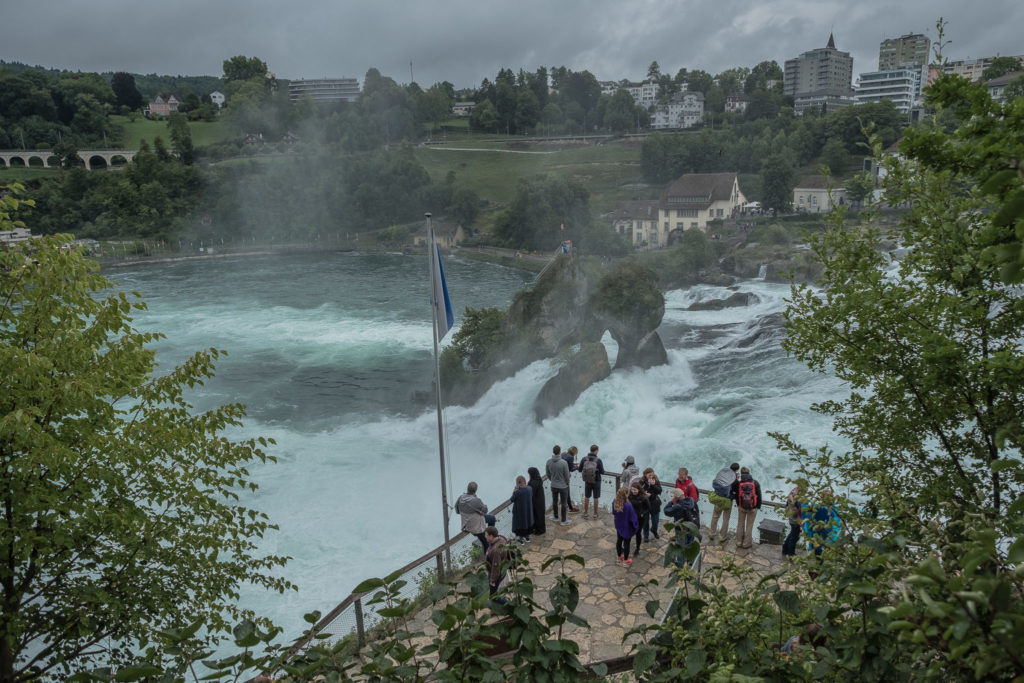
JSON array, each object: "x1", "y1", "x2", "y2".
[
  {"x1": 732, "y1": 467, "x2": 763, "y2": 550},
  {"x1": 511, "y1": 475, "x2": 534, "y2": 543},
  {"x1": 580, "y1": 444, "x2": 605, "y2": 519},
  {"x1": 546, "y1": 445, "x2": 572, "y2": 526},
  {"x1": 613, "y1": 487, "x2": 639, "y2": 567},
  {"x1": 527, "y1": 466, "x2": 546, "y2": 536},
  {"x1": 707, "y1": 462, "x2": 740, "y2": 542},
  {"x1": 561, "y1": 446, "x2": 581, "y2": 513},
  {"x1": 782, "y1": 483, "x2": 804, "y2": 559},
  {"x1": 456, "y1": 481, "x2": 497, "y2": 552},
  {"x1": 620, "y1": 455, "x2": 639, "y2": 490}
]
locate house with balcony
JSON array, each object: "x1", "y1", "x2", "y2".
[{"x1": 658, "y1": 173, "x2": 746, "y2": 233}]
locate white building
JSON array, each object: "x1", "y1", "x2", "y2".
[
  {"x1": 855, "y1": 65, "x2": 928, "y2": 113},
  {"x1": 651, "y1": 91, "x2": 704, "y2": 129},
  {"x1": 209, "y1": 91, "x2": 225, "y2": 108},
  {"x1": 287, "y1": 78, "x2": 361, "y2": 104}
]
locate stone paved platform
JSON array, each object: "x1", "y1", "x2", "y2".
[{"x1": 405, "y1": 505, "x2": 795, "y2": 666}]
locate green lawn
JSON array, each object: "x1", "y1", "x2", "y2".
[
  {"x1": 0, "y1": 167, "x2": 58, "y2": 183},
  {"x1": 112, "y1": 115, "x2": 234, "y2": 149},
  {"x1": 414, "y1": 138, "x2": 652, "y2": 213}
]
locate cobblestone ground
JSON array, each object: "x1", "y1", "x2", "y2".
[{"x1": 402, "y1": 505, "x2": 795, "y2": 667}]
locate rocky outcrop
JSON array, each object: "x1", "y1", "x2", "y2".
[
  {"x1": 445, "y1": 255, "x2": 669, "y2": 408},
  {"x1": 685, "y1": 291, "x2": 760, "y2": 311},
  {"x1": 533, "y1": 343, "x2": 611, "y2": 422}
]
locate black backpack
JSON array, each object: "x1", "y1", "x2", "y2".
[
  {"x1": 581, "y1": 456, "x2": 599, "y2": 483},
  {"x1": 738, "y1": 481, "x2": 758, "y2": 510}
]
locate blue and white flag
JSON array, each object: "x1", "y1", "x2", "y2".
[{"x1": 430, "y1": 225, "x2": 454, "y2": 340}]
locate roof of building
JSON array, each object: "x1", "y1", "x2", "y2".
[
  {"x1": 827, "y1": 32, "x2": 836, "y2": 50},
  {"x1": 794, "y1": 175, "x2": 837, "y2": 190},
  {"x1": 610, "y1": 200, "x2": 659, "y2": 220},
  {"x1": 660, "y1": 173, "x2": 739, "y2": 209},
  {"x1": 986, "y1": 71, "x2": 1024, "y2": 87}
]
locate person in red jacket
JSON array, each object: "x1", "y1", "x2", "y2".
[{"x1": 674, "y1": 467, "x2": 698, "y2": 502}]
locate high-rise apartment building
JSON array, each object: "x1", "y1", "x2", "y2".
[
  {"x1": 855, "y1": 65, "x2": 928, "y2": 113},
  {"x1": 287, "y1": 78, "x2": 361, "y2": 104},
  {"x1": 784, "y1": 33, "x2": 856, "y2": 115},
  {"x1": 878, "y1": 33, "x2": 931, "y2": 70}
]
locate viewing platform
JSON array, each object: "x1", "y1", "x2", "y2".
[
  {"x1": 305, "y1": 473, "x2": 796, "y2": 670},
  {"x1": 404, "y1": 508, "x2": 793, "y2": 666}
]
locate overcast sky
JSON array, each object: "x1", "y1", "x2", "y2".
[{"x1": 2, "y1": 1, "x2": 1021, "y2": 89}]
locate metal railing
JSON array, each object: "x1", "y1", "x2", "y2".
[{"x1": 299, "y1": 470, "x2": 786, "y2": 651}]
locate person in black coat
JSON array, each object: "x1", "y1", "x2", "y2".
[
  {"x1": 527, "y1": 467, "x2": 546, "y2": 536},
  {"x1": 510, "y1": 475, "x2": 535, "y2": 543}
]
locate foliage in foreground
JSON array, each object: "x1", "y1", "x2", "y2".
[{"x1": 0, "y1": 227, "x2": 292, "y2": 682}]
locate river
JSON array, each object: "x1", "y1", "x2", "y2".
[{"x1": 108, "y1": 250, "x2": 848, "y2": 637}]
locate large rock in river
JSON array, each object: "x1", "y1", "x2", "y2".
[{"x1": 533, "y1": 342, "x2": 611, "y2": 423}]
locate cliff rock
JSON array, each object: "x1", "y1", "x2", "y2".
[{"x1": 533, "y1": 343, "x2": 611, "y2": 422}]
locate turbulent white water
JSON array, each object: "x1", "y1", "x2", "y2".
[{"x1": 109, "y1": 251, "x2": 848, "y2": 637}]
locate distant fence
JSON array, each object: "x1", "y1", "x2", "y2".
[{"x1": 298, "y1": 469, "x2": 786, "y2": 653}]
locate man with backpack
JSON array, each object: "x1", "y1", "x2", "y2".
[
  {"x1": 580, "y1": 444, "x2": 605, "y2": 519},
  {"x1": 708, "y1": 462, "x2": 740, "y2": 542},
  {"x1": 730, "y1": 466, "x2": 762, "y2": 550}
]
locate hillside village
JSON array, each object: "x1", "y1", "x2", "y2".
[{"x1": 0, "y1": 29, "x2": 1021, "y2": 255}]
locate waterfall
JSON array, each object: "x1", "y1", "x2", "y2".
[{"x1": 757, "y1": 264, "x2": 768, "y2": 280}]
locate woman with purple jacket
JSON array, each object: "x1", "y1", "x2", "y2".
[{"x1": 612, "y1": 487, "x2": 639, "y2": 567}]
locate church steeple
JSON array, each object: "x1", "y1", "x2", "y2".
[{"x1": 827, "y1": 32, "x2": 836, "y2": 49}]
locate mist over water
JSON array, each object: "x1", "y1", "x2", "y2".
[{"x1": 111, "y1": 252, "x2": 848, "y2": 635}]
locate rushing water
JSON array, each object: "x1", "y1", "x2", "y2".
[{"x1": 108, "y1": 251, "x2": 848, "y2": 636}]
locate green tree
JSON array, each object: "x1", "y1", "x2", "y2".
[
  {"x1": 647, "y1": 61, "x2": 661, "y2": 82},
  {"x1": 493, "y1": 176, "x2": 590, "y2": 250},
  {"x1": 222, "y1": 55, "x2": 268, "y2": 85},
  {"x1": 760, "y1": 152, "x2": 795, "y2": 212},
  {"x1": 1003, "y1": 74, "x2": 1024, "y2": 101},
  {"x1": 514, "y1": 87, "x2": 539, "y2": 133},
  {"x1": 469, "y1": 98, "x2": 499, "y2": 132},
  {"x1": 589, "y1": 262, "x2": 664, "y2": 331},
  {"x1": 745, "y1": 59, "x2": 784, "y2": 93},
  {"x1": 0, "y1": 231, "x2": 292, "y2": 681},
  {"x1": 981, "y1": 55, "x2": 1023, "y2": 81},
  {"x1": 818, "y1": 137, "x2": 849, "y2": 175},
  {"x1": 167, "y1": 112, "x2": 194, "y2": 165},
  {"x1": 603, "y1": 89, "x2": 636, "y2": 132},
  {"x1": 844, "y1": 169, "x2": 875, "y2": 206},
  {"x1": 110, "y1": 71, "x2": 143, "y2": 111}
]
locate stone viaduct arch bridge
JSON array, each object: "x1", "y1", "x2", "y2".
[{"x1": 0, "y1": 149, "x2": 138, "y2": 171}]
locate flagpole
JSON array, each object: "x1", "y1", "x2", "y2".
[{"x1": 426, "y1": 213, "x2": 453, "y2": 573}]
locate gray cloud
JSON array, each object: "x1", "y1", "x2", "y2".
[{"x1": 2, "y1": 0, "x2": 1020, "y2": 88}]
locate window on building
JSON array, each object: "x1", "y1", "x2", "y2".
[
  {"x1": 690, "y1": 222, "x2": 698, "y2": 228},
  {"x1": 717, "y1": 209, "x2": 724, "y2": 217}
]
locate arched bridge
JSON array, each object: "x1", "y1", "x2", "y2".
[{"x1": 0, "y1": 149, "x2": 138, "y2": 171}]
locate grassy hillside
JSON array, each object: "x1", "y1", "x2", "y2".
[
  {"x1": 113, "y1": 115, "x2": 234, "y2": 149},
  {"x1": 414, "y1": 139, "x2": 653, "y2": 214}
]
